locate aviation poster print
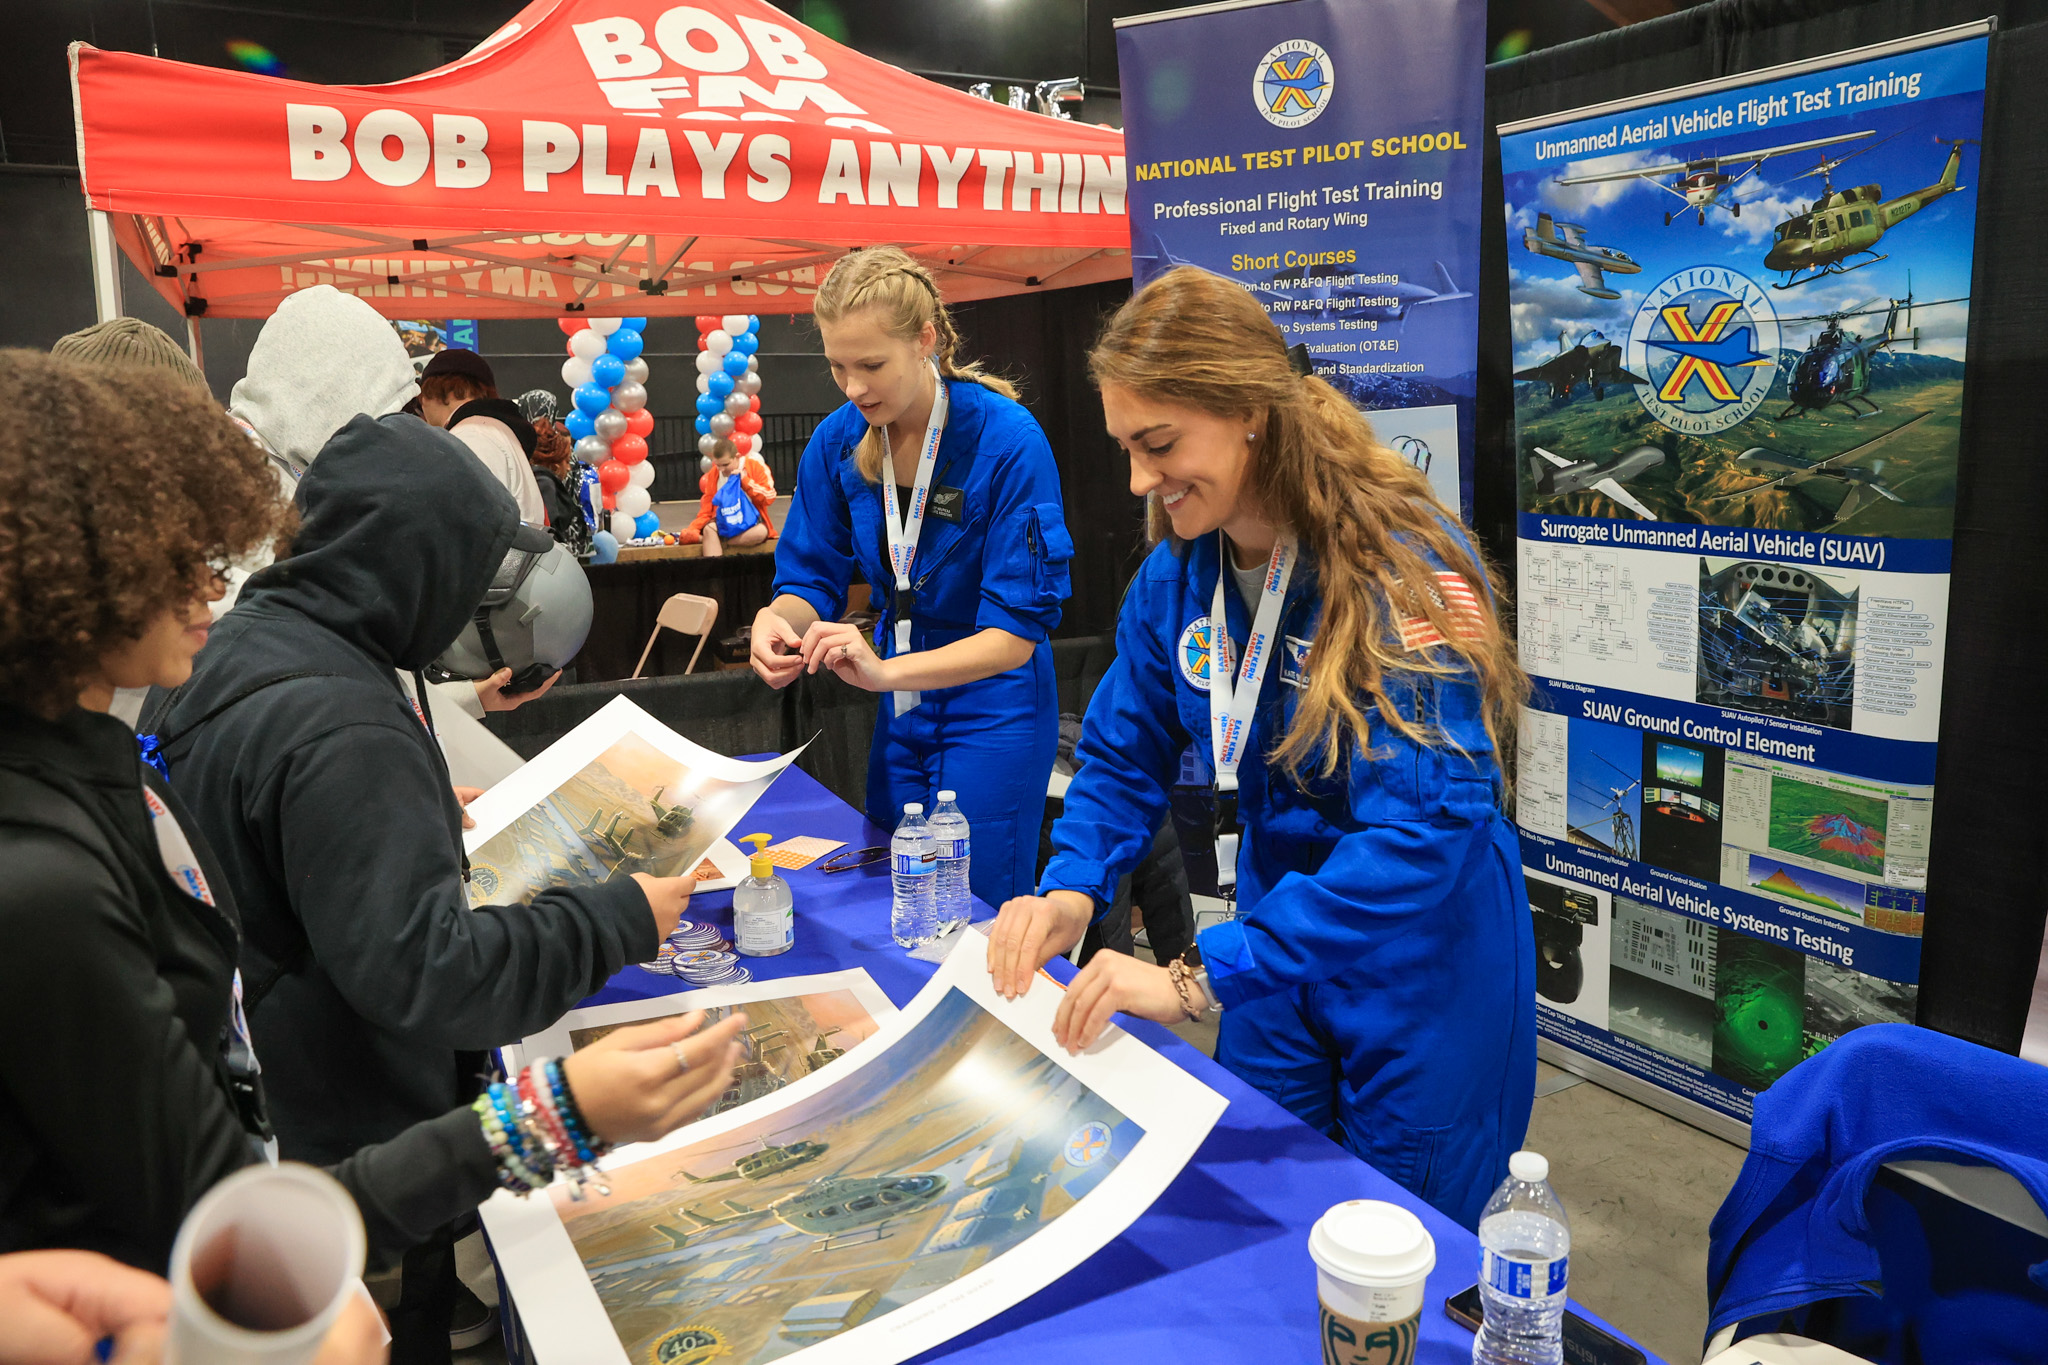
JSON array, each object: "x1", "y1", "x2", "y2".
[{"x1": 1499, "y1": 24, "x2": 1987, "y2": 1132}]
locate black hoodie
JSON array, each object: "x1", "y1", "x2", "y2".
[{"x1": 155, "y1": 414, "x2": 653, "y2": 1163}]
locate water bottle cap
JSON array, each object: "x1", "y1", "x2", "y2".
[
  {"x1": 1509, "y1": 1150, "x2": 1549, "y2": 1183},
  {"x1": 903, "y1": 803, "x2": 923, "y2": 815},
  {"x1": 1307, "y1": 1200, "x2": 1434, "y2": 1287},
  {"x1": 937, "y1": 790, "x2": 956, "y2": 802}
]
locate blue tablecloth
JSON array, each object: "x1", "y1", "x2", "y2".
[{"x1": 564, "y1": 764, "x2": 1661, "y2": 1365}]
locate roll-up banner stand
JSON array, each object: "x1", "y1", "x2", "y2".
[
  {"x1": 1116, "y1": 0, "x2": 1486, "y2": 519},
  {"x1": 1500, "y1": 23, "x2": 1990, "y2": 1142}
]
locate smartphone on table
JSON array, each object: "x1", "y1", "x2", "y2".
[{"x1": 1443, "y1": 1284, "x2": 1646, "y2": 1365}]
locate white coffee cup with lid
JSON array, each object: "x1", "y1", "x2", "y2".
[{"x1": 1309, "y1": 1199, "x2": 1436, "y2": 1365}]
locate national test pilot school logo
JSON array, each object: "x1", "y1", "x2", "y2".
[
  {"x1": 1254, "y1": 40, "x2": 1334, "y2": 129},
  {"x1": 1179, "y1": 616, "x2": 1216, "y2": 691},
  {"x1": 1064, "y1": 1121, "x2": 1112, "y2": 1167},
  {"x1": 1626, "y1": 267, "x2": 1781, "y2": 436}
]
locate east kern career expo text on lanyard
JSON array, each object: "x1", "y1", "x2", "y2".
[
  {"x1": 878, "y1": 361, "x2": 949, "y2": 716},
  {"x1": 1210, "y1": 529, "x2": 1297, "y2": 907}
]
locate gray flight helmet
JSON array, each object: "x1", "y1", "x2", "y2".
[{"x1": 434, "y1": 524, "x2": 591, "y2": 692}]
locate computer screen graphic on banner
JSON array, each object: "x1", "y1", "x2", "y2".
[
  {"x1": 1116, "y1": 0, "x2": 1485, "y2": 517},
  {"x1": 1500, "y1": 24, "x2": 1987, "y2": 1130}
]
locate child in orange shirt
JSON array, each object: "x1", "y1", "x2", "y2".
[{"x1": 683, "y1": 437, "x2": 776, "y2": 557}]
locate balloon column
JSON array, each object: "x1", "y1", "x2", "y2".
[
  {"x1": 558, "y1": 315, "x2": 657, "y2": 543},
  {"x1": 694, "y1": 313, "x2": 763, "y2": 476}
]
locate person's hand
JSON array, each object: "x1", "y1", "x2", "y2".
[
  {"x1": 987, "y1": 891, "x2": 1093, "y2": 999},
  {"x1": 1052, "y1": 950, "x2": 1186, "y2": 1053},
  {"x1": 474, "y1": 668, "x2": 560, "y2": 713},
  {"x1": 453, "y1": 786, "x2": 483, "y2": 831},
  {"x1": 0, "y1": 1249, "x2": 169, "y2": 1365},
  {"x1": 563, "y1": 1010, "x2": 749, "y2": 1147},
  {"x1": 630, "y1": 873, "x2": 695, "y2": 940},
  {"x1": 799, "y1": 621, "x2": 891, "y2": 692},
  {"x1": 308, "y1": 1293, "x2": 388, "y2": 1365},
  {"x1": 750, "y1": 610, "x2": 806, "y2": 690}
]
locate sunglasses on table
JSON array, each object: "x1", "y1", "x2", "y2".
[{"x1": 820, "y1": 847, "x2": 890, "y2": 874}]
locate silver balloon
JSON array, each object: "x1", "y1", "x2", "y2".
[
  {"x1": 698, "y1": 433, "x2": 721, "y2": 457},
  {"x1": 746, "y1": 355, "x2": 759, "y2": 372},
  {"x1": 624, "y1": 356, "x2": 649, "y2": 385},
  {"x1": 594, "y1": 409, "x2": 628, "y2": 442},
  {"x1": 573, "y1": 434, "x2": 610, "y2": 464},
  {"x1": 723, "y1": 393, "x2": 750, "y2": 418},
  {"x1": 709, "y1": 413, "x2": 736, "y2": 437},
  {"x1": 701, "y1": 454, "x2": 714, "y2": 474},
  {"x1": 612, "y1": 381, "x2": 648, "y2": 414},
  {"x1": 736, "y1": 372, "x2": 762, "y2": 397}
]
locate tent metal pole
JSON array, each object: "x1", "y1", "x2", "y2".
[
  {"x1": 186, "y1": 316, "x2": 206, "y2": 378},
  {"x1": 87, "y1": 208, "x2": 123, "y2": 321}
]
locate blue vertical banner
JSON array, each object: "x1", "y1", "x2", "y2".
[
  {"x1": 1499, "y1": 24, "x2": 1989, "y2": 1135},
  {"x1": 1115, "y1": 0, "x2": 1486, "y2": 518}
]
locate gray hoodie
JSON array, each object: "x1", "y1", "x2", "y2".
[{"x1": 228, "y1": 285, "x2": 419, "y2": 477}]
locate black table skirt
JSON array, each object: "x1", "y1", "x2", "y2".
[{"x1": 572, "y1": 552, "x2": 778, "y2": 683}]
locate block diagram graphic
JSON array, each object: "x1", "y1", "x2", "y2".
[{"x1": 1522, "y1": 544, "x2": 1643, "y2": 670}]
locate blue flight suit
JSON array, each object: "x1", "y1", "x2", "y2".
[
  {"x1": 774, "y1": 377, "x2": 1073, "y2": 906},
  {"x1": 1041, "y1": 532, "x2": 1536, "y2": 1229}
]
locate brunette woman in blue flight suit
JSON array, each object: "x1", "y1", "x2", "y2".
[
  {"x1": 988, "y1": 267, "x2": 1536, "y2": 1229},
  {"x1": 751, "y1": 248, "x2": 1073, "y2": 905}
]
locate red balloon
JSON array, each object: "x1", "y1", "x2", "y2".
[
  {"x1": 611, "y1": 434, "x2": 649, "y2": 464},
  {"x1": 731, "y1": 432, "x2": 753, "y2": 454},
  {"x1": 748, "y1": 395, "x2": 760, "y2": 413},
  {"x1": 602, "y1": 492, "x2": 616, "y2": 511},
  {"x1": 558, "y1": 318, "x2": 589, "y2": 335},
  {"x1": 598, "y1": 459, "x2": 630, "y2": 493},
  {"x1": 695, "y1": 315, "x2": 721, "y2": 332},
  {"x1": 625, "y1": 408, "x2": 655, "y2": 439},
  {"x1": 736, "y1": 412, "x2": 762, "y2": 435}
]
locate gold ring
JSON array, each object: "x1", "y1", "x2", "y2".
[{"x1": 670, "y1": 1041, "x2": 691, "y2": 1076}]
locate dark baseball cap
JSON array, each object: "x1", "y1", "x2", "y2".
[{"x1": 420, "y1": 347, "x2": 496, "y2": 387}]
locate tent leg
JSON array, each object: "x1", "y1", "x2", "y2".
[
  {"x1": 87, "y1": 209, "x2": 123, "y2": 322},
  {"x1": 186, "y1": 315, "x2": 206, "y2": 378}
]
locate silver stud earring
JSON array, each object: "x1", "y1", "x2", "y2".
[{"x1": 1246, "y1": 432, "x2": 1258, "y2": 443}]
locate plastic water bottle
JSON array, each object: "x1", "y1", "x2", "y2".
[
  {"x1": 1473, "y1": 1151, "x2": 1570, "y2": 1365},
  {"x1": 929, "y1": 790, "x2": 972, "y2": 934},
  {"x1": 890, "y1": 803, "x2": 938, "y2": 947}
]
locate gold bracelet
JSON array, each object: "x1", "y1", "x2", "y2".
[{"x1": 1164, "y1": 957, "x2": 1201, "y2": 1022}]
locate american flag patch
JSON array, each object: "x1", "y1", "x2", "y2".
[{"x1": 1399, "y1": 573, "x2": 1485, "y2": 651}]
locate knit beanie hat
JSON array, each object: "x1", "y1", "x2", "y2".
[{"x1": 52, "y1": 318, "x2": 207, "y2": 392}]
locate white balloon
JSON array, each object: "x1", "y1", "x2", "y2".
[
  {"x1": 617, "y1": 485, "x2": 652, "y2": 518},
  {"x1": 588, "y1": 318, "x2": 622, "y2": 337},
  {"x1": 561, "y1": 356, "x2": 594, "y2": 387},
  {"x1": 612, "y1": 381, "x2": 648, "y2": 413},
  {"x1": 695, "y1": 349, "x2": 721, "y2": 375},
  {"x1": 610, "y1": 511, "x2": 637, "y2": 541},
  {"x1": 696, "y1": 373, "x2": 710, "y2": 395},
  {"x1": 569, "y1": 330, "x2": 607, "y2": 360},
  {"x1": 721, "y1": 313, "x2": 749, "y2": 334},
  {"x1": 706, "y1": 330, "x2": 733, "y2": 356},
  {"x1": 594, "y1": 409, "x2": 628, "y2": 442},
  {"x1": 624, "y1": 356, "x2": 650, "y2": 384},
  {"x1": 628, "y1": 460, "x2": 657, "y2": 489}
]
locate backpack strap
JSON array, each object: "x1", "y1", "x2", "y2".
[{"x1": 139, "y1": 671, "x2": 337, "y2": 777}]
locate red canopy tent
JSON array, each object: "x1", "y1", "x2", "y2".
[{"x1": 68, "y1": 0, "x2": 1131, "y2": 328}]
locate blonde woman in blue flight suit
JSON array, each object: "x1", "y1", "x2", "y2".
[
  {"x1": 751, "y1": 249, "x2": 1073, "y2": 904},
  {"x1": 989, "y1": 267, "x2": 1535, "y2": 1228}
]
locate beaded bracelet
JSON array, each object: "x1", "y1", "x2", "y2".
[{"x1": 471, "y1": 1058, "x2": 613, "y2": 1200}]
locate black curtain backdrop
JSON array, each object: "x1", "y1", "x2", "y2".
[{"x1": 1479, "y1": 0, "x2": 2048, "y2": 1053}]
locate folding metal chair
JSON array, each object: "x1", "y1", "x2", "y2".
[{"x1": 630, "y1": 593, "x2": 719, "y2": 679}]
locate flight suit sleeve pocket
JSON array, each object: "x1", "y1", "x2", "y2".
[{"x1": 1030, "y1": 501, "x2": 1075, "y2": 606}]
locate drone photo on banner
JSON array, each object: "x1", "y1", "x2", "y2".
[{"x1": 1501, "y1": 25, "x2": 1984, "y2": 1131}]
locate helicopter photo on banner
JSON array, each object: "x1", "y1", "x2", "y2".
[{"x1": 1497, "y1": 24, "x2": 1985, "y2": 1139}]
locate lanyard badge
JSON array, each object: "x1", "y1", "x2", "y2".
[
  {"x1": 1208, "y1": 531, "x2": 1297, "y2": 901},
  {"x1": 878, "y1": 361, "x2": 950, "y2": 717}
]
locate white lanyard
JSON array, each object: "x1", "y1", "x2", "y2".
[
  {"x1": 878, "y1": 361, "x2": 949, "y2": 716},
  {"x1": 1208, "y1": 531, "x2": 1297, "y2": 891}
]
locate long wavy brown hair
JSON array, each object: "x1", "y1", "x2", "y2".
[
  {"x1": 0, "y1": 350, "x2": 289, "y2": 716},
  {"x1": 813, "y1": 247, "x2": 1018, "y2": 483},
  {"x1": 1089, "y1": 267, "x2": 1527, "y2": 792}
]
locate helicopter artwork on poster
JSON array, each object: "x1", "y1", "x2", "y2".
[{"x1": 1499, "y1": 24, "x2": 1985, "y2": 1137}]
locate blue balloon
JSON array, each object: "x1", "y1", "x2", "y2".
[
  {"x1": 695, "y1": 392, "x2": 722, "y2": 417},
  {"x1": 606, "y1": 328, "x2": 644, "y2": 361},
  {"x1": 620, "y1": 316, "x2": 649, "y2": 332},
  {"x1": 732, "y1": 331, "x2": 759, "y2": 356},
  {"x1": 564, "y1": 409, "x2": 596, "y2": 441},
  {"x1": 746, "y1": 315, "x2": 760, "y2": 332},
  {"x1": 633, "y1": 511, "x2": 661, "y2": 540},
  {"x1": 695, "y1": 415, "x2": 711, "y2": 435},
  {"x1": 590, "y1": 353, "x2": 626, "y2": 388},
  {"x1": 707, "y1": 372, "x2": 734, "y2": 400},
  {"x1": 722, "y1": 350, "x2": 750, "y2": 377},
  {"x1": 590, "y1": 530, "x2": 619, "y2": 565},
  {"x1": 573, "y1": 383, "x2": 611, "y2": 415}
]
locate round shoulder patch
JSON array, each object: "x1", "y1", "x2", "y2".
[{"x1": 1178, "y1": 616, "x2": 1215, "y2": 692}]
